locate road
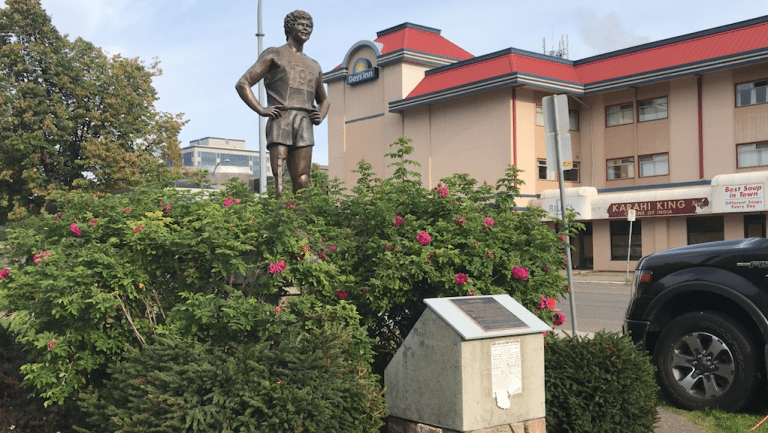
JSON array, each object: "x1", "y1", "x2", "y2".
[{"x1": 556, "y1": 280, "x2": 632, "y2": 334}]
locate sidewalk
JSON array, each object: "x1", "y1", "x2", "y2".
[{"x1": 564, "y1": 270, "x2": 707, "y2": 433}]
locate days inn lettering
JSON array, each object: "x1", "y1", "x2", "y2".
[{"x1": 607, "y1": 198, "x2": 709, "y2": 219}]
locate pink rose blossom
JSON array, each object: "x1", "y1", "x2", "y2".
[
  {"x1": 537, "y1": 296, "x2": 556, "y2": 311},
  {"x1": 0, "y1": 268, "x2": 9, "y2": 279},
  {"x1": 392, "y1": 215, "x2": 405, "y2": 226},
  {"x1": 455, "y1": 273, "x2": 469, "y2": 285},
  {"x1": 329, "y1": 246, "x2": 337, "y2": 251},
  {"x1": 223, "y1": 196, "x2": 233, "y2": 207},
  {"x1": 47, "y1": 338, "x2": 56, "y2": 351},
  {"x1": 433, "y1": 183, "x2": 449, "y2": 198},
  {"x1": 484, "y1": 217, "x2": 494, "y2": 227},
  {"x1": 235, "y1": 198, "x2": 241, "y2": 204},
  {"x1": 163, "y1": 204, "x2": 172, "y2": 213},
  {"x1": 158, "y1": 201, "x2": 164, "y2": 206},
  {"x1": 269, "y1": 260, "x2": 286, "y2": 274},
  {"x1": 511, "y1": 265, "x2": 529, "y2": 281},
  {"x1": 455, "y1": 216, "x2": 466, "y2": 227},
  {"x1": 33, "y1": 251, "x2": 51, "y2": 266},
  {"x1": 553, "y1": 311, "x2": 566, "y2": 327},
  {"x1": 335, "y1": 289, "x2": 349, "y2": 300},
  {"x1": 274, "y1": 306, "x2": 281, "y2": 314},
  {"x1": 417, "y1": 231, "x2": 432, "y2": 246},
  {"x1": 70, "y1": 222, "x2": 82, "y2": 237},
  {"x1": 134, "y1": 225, "x2": 143, "y2": 233}
]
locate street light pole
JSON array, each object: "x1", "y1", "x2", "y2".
[
  {"x1": 211, "y1": 158, "x2": 230, "y2": 189},
  {"x1": 257, "y1": 0, "x2": 267, "y2": 195}
]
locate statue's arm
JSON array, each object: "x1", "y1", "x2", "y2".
[
  {"x1": 310, "y1": 70, "x2": 330, "y2": 125},
  {"x1": 235, "y1": 49, "x2": 281, "y2": 119}
]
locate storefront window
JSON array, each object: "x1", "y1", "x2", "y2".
[
  {"x1": 610, "y1": 220, "x2": 641, "y2": 261},
  {"x1": 687, "y1": 216, "x2": 724, "y2": 245}
]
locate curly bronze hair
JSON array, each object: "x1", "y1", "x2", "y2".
[{"x1": 284, "y1": 10, "x2": 313, "y2": 40}]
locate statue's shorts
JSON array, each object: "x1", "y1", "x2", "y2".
[{"x1": 266, "y1": 109, "x2": 314, "y2": 148}]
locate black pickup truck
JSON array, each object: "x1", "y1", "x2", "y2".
[{"x1": 624, "y1": 238, "x2": 768, "y2": 411}]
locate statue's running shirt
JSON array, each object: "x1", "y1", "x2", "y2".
[{"x1": 262, "y1": 45, "x2": 321, "y2": 147}]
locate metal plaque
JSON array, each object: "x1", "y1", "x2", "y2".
[{"x1": 452, "y1": 298, "x2": 529, "y2": 332}]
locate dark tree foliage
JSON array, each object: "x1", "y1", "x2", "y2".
[{"x1": 0, "y1": 0, "x2": 185, "y2": 224}]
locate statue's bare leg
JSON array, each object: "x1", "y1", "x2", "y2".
[
  {"x1": 288, "y1": 146, "x2": 313, "y2": 195},
  {"x1": 269, "y1": 144, "x2": 288, "y2": 201}
]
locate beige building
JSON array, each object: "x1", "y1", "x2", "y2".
[{"x1": 324, "y1": 18, "x2": 768, "y2": 271}]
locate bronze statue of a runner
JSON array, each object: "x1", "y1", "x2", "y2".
[{"x1": 236, "y1": 10, "x2": 329, "y2": 200}]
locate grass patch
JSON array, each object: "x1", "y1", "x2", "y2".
[{"x1": 657, "y1": 391, "x2": 768, "y2": 432}]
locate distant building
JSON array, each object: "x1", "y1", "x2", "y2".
[{"x1": 181, "y1": 137, "x2": 264, "y2": 189}]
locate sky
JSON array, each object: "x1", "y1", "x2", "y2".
[{"x1": 7, "y1": 0, "x2": 768, "y2": 165}]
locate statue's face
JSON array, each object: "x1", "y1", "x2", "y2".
[{"x1": 290, "y1": 19, "x2": 313, "y2": 43}]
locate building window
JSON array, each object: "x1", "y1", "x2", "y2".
[
  {"x1": 182, "y1": 152, "x2": 194, "y2": 167},
  {"x1": 738, "y1": 142, "x2": 768, "y2": 168},
  {"x1": 200, "y1": 152, "x2": 216, "y2": 166},
  {"x1": 639, "y1": 153, "x2": 669, "y2": 177},
  {"x1": 569, "y1": 110, "x2": 579, "y2": 131},
  {"x1": 736, "y1": 80, "x2": 768, "y2": 107},
  {"x1": 537, "y1": 159, "x2": 555, "y2": 180},
  {"x1": 744, "y1": 214, "x2": 766, "y2": 238},
  {"x1": 563, "y1": 162, "x2": 580, "y2": 182},
  {"x1": 610, "y1": 220, "x2": 641, "y2": 261},
  {"x1": 536, "y1": 105, "x2": 544, "y2": 126},
  {"x1": 606, "y1": 103, "x2": 633, "y2": 127},
  {"x1": 687, "y1": 216, "x2": 724, "y2": 245},
  {"x1": 607, "y1": 157, "x2": 634, "y2": 180},
  {"x1": 638, "y1": 97, "x2": 668, "y2": 122},
  {"x1": 220, "y1": 153, "x2": 250, "y2": 167}
]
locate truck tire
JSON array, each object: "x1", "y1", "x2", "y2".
[{"x1": 654, "y1": 311, "x2": 764, "y2": 411}]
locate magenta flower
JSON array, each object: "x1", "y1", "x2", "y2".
[
  {"x1": 434, "y1": 183, "x2": 449, "y2": 198},
  {"x1": 455, "y1": 273, "x2": 469, "y2": 285},
  {"x1": 163, "y1": 204, "x2": 172, "y2": 213},
  {"x1": 70, "y1": 222, "x2": 82, "y2": 237},
  {"x1": 47, "y1": 338, "x2": 56, "y2": 351},
  {"x1": 335, "y1": 288, "x2": 350, "y2": 300},
  {"x1": 417, "y1": 231, "x2": 431, "y2": 246},
  {"x1": 269, "y1": 260, "x2": 286, "y2": 274},
  {"x1": 329, "y1": 246, "x2": 337, "y2": 251},
  {"x1": 0, "y1": 268, "x2": 9, "y2": 279},
  {"x1": 511, "y1": 265, "x2": 529, "y2": 281},
  {"x1": 134, "y1": 225, "x2": 143, "y2": 233},
  {"x1": 235, "y1": 198, "x2": 242, "y2": 204},
  {"x1": 455, "y1": 216, "x2": 466, "y2": 227},
  {"x1": 484, "y1": 217, "x2": 494, "y2": 227},
  {"x1": 537, "y1": 296, "x2": 556, "y2": 311},
  {"x1": 33, "y1": 251, "x2": 51, "y2": 266},
  {"x1": 88, "y1": 218, "x2": 98, "y2": 227},
  {"x1": 223, "y1": 196, "x2": 233, "y2": 207},
  {"x1": 553, "y1": 311, "x2": 566, "y2": 327},
  {"x1": 392, "y1": 215, "x2": 405, "y2": 227},
  {"x1": 51, "y1": 212, "x2": 62, "y2": 221}
]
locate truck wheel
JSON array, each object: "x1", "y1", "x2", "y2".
[{"x1": 654, "y1": 311, "x2": 764, "y2": 411}]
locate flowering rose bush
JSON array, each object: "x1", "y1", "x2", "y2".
[{"x1": 0, "y1": 139, "x2": 580, "y2": 411}]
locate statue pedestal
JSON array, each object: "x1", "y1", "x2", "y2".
[{"x1": 384, "y1": 295, "x2": 550, "y2": 433}]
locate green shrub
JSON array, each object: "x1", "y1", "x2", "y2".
[
  {"x1": 544, "y1": 331, "x2": 659, "y2": 433},
  {"x1": 0, "y1": 137, "x2": 578, "y2": 412},
  {"x1": 76, "y1": 297, "x2": 385, "y2": 433}
]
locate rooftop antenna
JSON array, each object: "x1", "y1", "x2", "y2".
[{"x1": 543, "y1": 33, "x2": 569, "y2": 59}]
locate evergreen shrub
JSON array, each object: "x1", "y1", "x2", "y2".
[
  {"x1": 76, "y1": 297, "x2": 385, "y2": 433},
  {"x1": 544, "y1": 331, "x2": 659, "y2": 433}
]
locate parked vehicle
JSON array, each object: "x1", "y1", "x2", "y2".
[{"x1": 624, "y1": 238, "x2": 768, "y2": 411}]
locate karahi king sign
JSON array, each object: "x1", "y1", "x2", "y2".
[{"x1": 607, "y1": 198, "x2": 710, "y2": 219}]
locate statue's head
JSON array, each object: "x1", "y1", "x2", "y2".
[{"x1": 284, "y1": 10, "x2": 313, "y2": 41}]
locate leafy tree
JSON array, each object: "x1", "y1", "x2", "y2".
[{"x1": 0, "y1": 0, "x2": 185, "y2": 224}]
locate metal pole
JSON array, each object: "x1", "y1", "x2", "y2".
[
  {"x1": 257, "y1": 0, "x2": 267, "y2": 195},
  {"x1": 553, "y1": 107, "x2": 578, "y2": 335},
  {"x1": 626, "y1": 220, "x2": 634, "y2": 281}
]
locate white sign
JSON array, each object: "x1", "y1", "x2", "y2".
[
  {"x1": 627, "y1": 209, "x2": 636, "y2": 221},
  {"x1": 491, "y1": 340, "x2": 522, "y2": 409},
  {"x1": 723, "y1": 183, "x2": 764, "y2": 212}
]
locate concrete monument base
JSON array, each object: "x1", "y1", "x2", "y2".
[{"x1": 387, "y1": 416, "x2": 546, "y2": 433}]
